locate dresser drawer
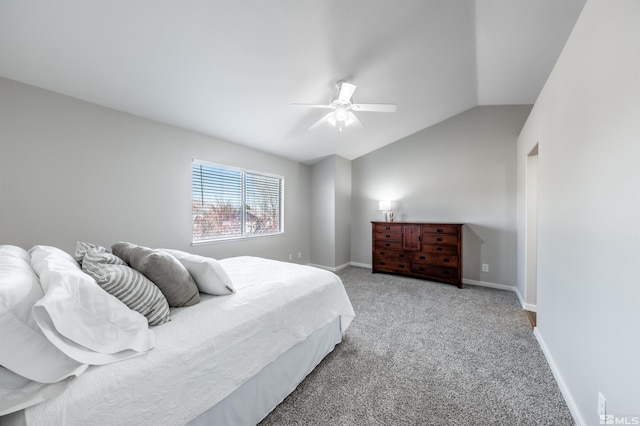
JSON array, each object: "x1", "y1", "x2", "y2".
[
  {"x1": 374, "y1": 232, "x2": 402, "y2": 242},
  {"x1": 421, "y1": 234, "x2": 458, "y2": 245},
  {"x1": 421, "y1": 244, "x2": 458, "y2": 255},
  {"x1": 374, "y1": 240, "x2": 403, "y2": 250},
  {"x1": 422, "y1": 225, "x2": 459, "y2": 235},
  {"x1": 411, "y1": 264, "x2": 459, "y2": 282},
  {"x1": 374, "y1": 258, "x2": 410, "y2": 273},
  {"x1": 374, "y1": 224, "x2": 403, "y2": 233},
  {"x1": 413, "y1": 253, "x2": 458, "y2": 267},
  {"x1": 374, "y1": 249, "x2": 409, "y2": 261}
]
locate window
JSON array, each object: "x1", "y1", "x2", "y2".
[{"x1": 192, "y1": 160, "x2": 284, "y2": 243}]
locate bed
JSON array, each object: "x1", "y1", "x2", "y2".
[{"x1": 0, "y1": 244, "x2": 355, "y2": 426}]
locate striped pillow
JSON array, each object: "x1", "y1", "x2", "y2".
[
  {"x1": 81, "y1": 248, "x2": 170, "y2": 326},
  {"x1": 74, "y1": 241, "x2": 107, "y2": 265}
]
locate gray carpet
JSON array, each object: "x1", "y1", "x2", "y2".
[{"x1": 260, "y1": 267, "x2": 574, "y2": 426}]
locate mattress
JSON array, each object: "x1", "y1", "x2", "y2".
[
  {"x1": 11, "y1": 257, "x2": 355, "y2": 426},
  {"x1": 189, "y1": 317, "x2": 343, "y2": 425}
]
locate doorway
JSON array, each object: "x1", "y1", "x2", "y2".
[{"x1": 525, "y1": 144, "x2": 539, "y2": 326}]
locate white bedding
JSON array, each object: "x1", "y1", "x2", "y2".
[{"x1": 22, "y1": 257, "x2": 355, "y2": 426}]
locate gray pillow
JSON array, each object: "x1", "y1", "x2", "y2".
[
  {"x1": 127, "y1": 245, "x2": 154, "y2": 268},
  {"x1": 82, "y1": 248, "x2": 171, "y2": 326},
  {"x1": 111, "y1": 242, "x2": 138, "y2": 264},
  {"x1": 128, "y1": 246, "x2": 200, "y2": 307}
]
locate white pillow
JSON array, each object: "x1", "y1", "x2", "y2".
[
  {"x1": 29, "y1": 245, "x2": 155, "y2": 365},
  {"x1": 0, "y1": 366, "x2": 74, "y2": 416},
  {"x1": 0, "y1": 245, "x2": 31, "y2": 263},
  {"x1": 160, "y1": 249, "x2": 234, "y2": 295},
  {"x1": 0, "y1": 250, "x2": 87, "y2": 383}
]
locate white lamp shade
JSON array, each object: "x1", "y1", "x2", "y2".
[{"x1": 379, "y1": 200, "x2": 391, "y2": 211}]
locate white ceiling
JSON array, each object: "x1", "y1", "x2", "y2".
[{"x1": 0, "y1": 0, "x2": 585, "y2": 164}]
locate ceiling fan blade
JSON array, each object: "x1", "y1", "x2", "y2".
[
  {"x1": 309, "y1": 111, "x2": 335, "y2": 130},
  {"x1": 338, "y1": 82, "x2": 357, "y2": 102},
  {"x1": 346, "y1": 111, "x2": 364, "y2": 129},
  {"x1": 291, "y1": 103, "x2": 333, "y2": 109},
  {"x1": 352, "y1": 103, "x2": 397, "y2": 113}
]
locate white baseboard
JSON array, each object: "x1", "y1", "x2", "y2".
[
  {"x1": 307, "y1": 263, "x2": 336, "y2": 272},
  {"x1": 534, "y1": 328, "x2": 585, "y2": 426},
  {"x1": 513, "y1": 286, "x2": 525, "y2": 307},
  {"x1": 462, "y1": 278, "x2": 515, "y2": 292},
  {"x1": 335, "y1": 262, "x2": 351, "y2": 271},
  {"x1": 511, "y1": 286, "x2": 537, "y2": 312},
  {"x1": 463, "y1": 279, "x2": 539, "y2": 313},
  {"x1": 349, "y1": 262, "x2": 371, "y2": 269},
  {"x1": 307, "y1": 262, "x2": 351, "y2": 272}
]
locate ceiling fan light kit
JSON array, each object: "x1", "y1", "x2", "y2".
[{"x1": 293, "y1": 80, "x2": 396, "y2": 131}]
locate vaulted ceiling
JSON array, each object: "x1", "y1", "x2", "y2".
[{"x1": 0, "y1": 0, "x2": 584, "y2": 163}]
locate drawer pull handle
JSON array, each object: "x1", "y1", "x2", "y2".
[
  {"x1": 385, "y1": 226, "x2": 391, "y2": 230},
  {"x1": 419, "y1": 256, "x2": 426, "y2": 260},
  {"x1": 436, "y1": 237, "x2": 443, "y2": 242},
  {"x1": 380, "y1": 262, "x2": 386, "y2": 265},
  {"x1": 436, "y1": 247, "x2": 443, "y2": 251},
  {"x1": 419, "y1": 267, "x2": 425, "y2": 271},
  {"x1": 436, "y1": 228, "x2": 443, "y2": 233},
  {"x1": 380, "y1": 251, "x2": 385, "y2": 255},
  {"x1": 443, "y1": 258, "x2": 450, "y2": 262},
  {"x1": 443, "y1": 270, "x2": 450, "y2": 275},
  {"x1": 385, "y1": 234, "x2": 391, "y2": 238},
  {"x1": 399, "y1": 264, "x2": 405, "y2": 268},
  {"x1": 399, "y1": 254, "x2": 405, "y2": 258},
  {"x1": 385, "y1": 243, "x2": 390, "y2": 247}
]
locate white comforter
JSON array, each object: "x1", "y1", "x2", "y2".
[{"x1": 23, "y1": 257, "x2": 355, "y2": 426}]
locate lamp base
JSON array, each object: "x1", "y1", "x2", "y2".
[{"x1": 381, "y1": 211, "x2": 395, "y2": 222}]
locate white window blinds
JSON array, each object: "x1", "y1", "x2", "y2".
[{"x1": 192, "y1": 160, "x2": 284, "y2": 242}]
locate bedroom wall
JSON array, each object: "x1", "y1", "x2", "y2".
[
  {"x1": 309, "y1": 154, "x2": 351, "y2": 270},
  {"x1": 334, "y1": 155, "x2": 351, "y2": 269},
  {"x1": 350, "y1": 105, "x2": 532, "y2": 289},
  {"x1": 310, "y1": 156, "x2": 336, "y2": 268},
  {"x1": 0, "y1": 77, "x2": 312, "y2": 263},
  {"x1": 516, "y1": 1, "x2": 640, "y2": 424}
]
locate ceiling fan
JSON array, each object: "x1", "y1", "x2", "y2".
[{"x1": 292, "y1": 80, "x2": 397, "y2": 132}]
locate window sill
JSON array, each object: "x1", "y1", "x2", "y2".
[{"x1": 191, "y1": 232, "x2": 285, "y2": 246}]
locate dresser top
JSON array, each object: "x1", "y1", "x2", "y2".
[{"x1": 371, "y1": 221, "x2": 464, "y2": 225}]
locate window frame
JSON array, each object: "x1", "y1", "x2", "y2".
[{"x1": 191, "y1": 159, "x2": 285, "y2": 245}]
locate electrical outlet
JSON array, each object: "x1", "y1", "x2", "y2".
[
  {"x1": 597, "y1": 392, "x2": 606, "y2": 416},
  {"x1": 482, "y1": 263, "x2": 489, "y2": 272},
  {"x1": 288, "y1": 253, "x2": 292, "y2": 260},
  {"x1": 297, "y1": 252, "x2": 302, "y2": 258}
]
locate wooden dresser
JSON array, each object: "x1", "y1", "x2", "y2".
[{"x1": 371, "y1": 222, "x2": 463, "y2": 288}]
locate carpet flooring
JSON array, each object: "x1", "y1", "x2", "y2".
[{"x1": 260, "y1": 267, "x2": 574, "y2": 426}]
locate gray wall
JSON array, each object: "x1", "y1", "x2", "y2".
[
  {"x1": 517, "y1": 1, "x2": 640, "y2": 423},
  {"x1": 0, "y1": 78, "x2": 311, "y2": 263},
  {"x1": 309, "y1": 154, "x2": 351, "y2": 270},
  {"x1": 334, "y1": 155, "x2": 351, "y2": 268},
  {"x1": 310, "y1": 156, "x2": 335, "y2": 268},
  {"x1": 351, "y1": 105, "x2": 532, "y2": 287}
]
